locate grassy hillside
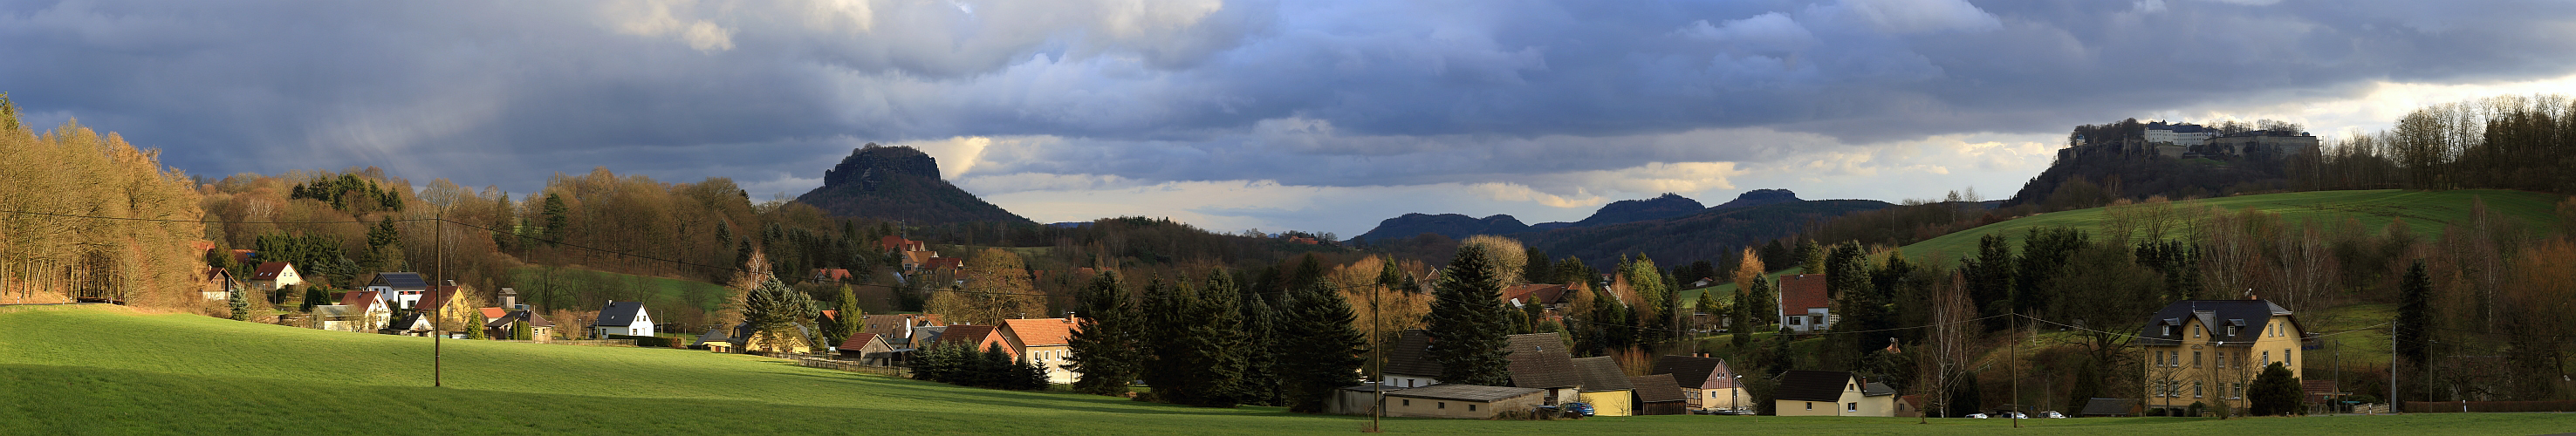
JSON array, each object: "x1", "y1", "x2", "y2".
[
  {"x1": 4, "y1": 305, "x2": 2569, "y2": 434},
  {"x1": 1899, "y1": 190, "x2": 2563, "y2": 268}
]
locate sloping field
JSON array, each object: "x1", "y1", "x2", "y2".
[
  {"x1": 1899, "y1": 190, "x2": 2563, "y2": 268},
  {"x1": 3, "y1": 305, "x2": 2569, "y2": 434}
]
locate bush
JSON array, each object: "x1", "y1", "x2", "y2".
[
  {"x1": 609, "y1": 335, "x2": 678, "y2": 348},
  {"x1": 2247, "y1": 362, "x2": 2303, "y2": 416}
]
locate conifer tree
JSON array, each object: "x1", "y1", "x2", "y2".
[
  {"x1": 1282, "y1": 279, "x2": 1367, "y2": 413},
  {"x1": 299, "y1": 286, "x2": 327, "y2": 312},
  {"x1": 1137, "y1": 277, "x2": 1192, "y2": 402},
  {"x1": 1173, "y1": 272, "x2": 1248, "y2": 406},
  {"x1": 513, "y1": 316, "x2": 534, "y2": 340},
  {"x1": 826, "y1": 285, "x2": 862, "y2": 348},
  {"x1": 227, "y1": 288, "x2": 251, "y2": 321},
  {"x1": 2396, "y1": 261, "x2": 2433, "y2": 378},
  {"x1": 1068, "y1": 271, "x2": 1138, "y2": 396},
  {"x1": 1427, "y1": 244, "x2": 1513, "y2": 386},
  {"x1": 976, "y1": 342, "x2": 1012, "y2": 388},
  {"x1": 743, "y1": 276, "x2": 814, "y2": 354},
  {"x1": 1234, "y1": 282, "x2": 1282, "y2": 406},
  {"x1": 467, "y1": 310, "x2": 489, "y2": 339}
]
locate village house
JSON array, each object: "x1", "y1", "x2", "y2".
[
  {"x1": 1380, "y1": 384, "x2": 1547, "y2": 419},
  {"x1": 930, "y1": 324, "x2": 1014, "y2": 357},
  {"x1": 199, "y1": 267, "x2": 237, "y2": 301},
  {"x1": 731, "y1": 323, "x2": 818, "y2": 355},
  {"x1": 1000, "y1": 317, "x2": 1085, "y2": 385},
  {"x1": 1502, "y1": 333, "x2": 1584, "y2": 405},
  {"x1": 693, "y1": 327, "x2": 736, "y2": 352},
  {"x1": 481, "y1": 307, "x2": 555, "y2": 340},
  {"x1": 1653, "y1": 354, "x2": 1745, "y2": 411},
  {"x1": 1773, "y1": 370, "x2": 1897, "y2": 417},
  {"x1": 367, "y1": 272, "x2": 430, "y2": 310},
  {"x1": 1627, "y1": 373, "x2": 1691, "y2": 415},
  {"x1": 1499, "y1": 283, "x2": 1572, "y2": 314},
  {"x1": 316, "y1": 290, "x2": 390, "y2": 332},
  {"x1": 251, "y1": 262, "x2": 304, "y2": 292},
  {"x1": 1571, "y1": 357, "x2": 1636, "y2": 416},
  {"x1": 811, "y1": 269, "x2": 853, "y2": 283},
  {"x1": 414, "y1": 285, "x2": 477, "y2": 334},
  {"x1": 592, "y1": 301, "x2": 654, "y2": 337},
  {"x1": 1380, "y1": 330, "x2": 1442, "y2": 389},
  {"x1": 2137, "y1": 299, "x2": 2305, "y2": 416},
  {"x1": 859, "y1": 313, "x2": 944, "y2": 348},
  {"x1": 1777, "y1": 274, "x2": 1833, "y2": 334},
  {"x1": 837, "y1": 332, "x2": 901, "y2": 366},
  {"x1": 383, "y1": 311, "x2": 434, "y2": 336},
  {"x1": 879, "y1": 235, "x2": 927, "y2": 253}
]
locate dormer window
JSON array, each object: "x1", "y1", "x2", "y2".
[{"x1": 2162, "y1": 325, "x2": 2174, "y2": 336}]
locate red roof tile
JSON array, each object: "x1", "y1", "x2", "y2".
[
  {"x1": 1000, "y1": 317, "x2": 1081, "y2": 347},
  {"x1": 1778, "y1": 274, "x2": 1829, "y2": 317}
]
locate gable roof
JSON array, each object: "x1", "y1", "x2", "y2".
[
  {"x1": 1861, "y1": 381, "x2": 1896, "y2": 397},
  {"x1": 1502, "y1": 333, "x2": 1582, "y2": 389},
  {"x1": 839, "y1": 332, "x2": 888, "y2": 351},
  {"x1": 1382, "y1": 329, "x2": 1443, "y2": 378},
  {"x1": 202, "y1": 267, "x2": 231, "y2": 283},
  {"x1": 1775, "y1": 370, "x2": 1857, "y2": 402},
  {"x1": 1500, "y1": 283, "x2": 1570, "y2": 306},
  {"x1": 1000, "y1": 317, "x2": 1080, "y2": 347},
  {"x1": 812, "y1": 269, "x2": 853, "y2": 282},
  {"x1": 338, "y1": 290, "x2": 381, "y2": 315},
  {"x1": 694, "y1": 327, "x2": 733, "y2": 347},
  {"x1": 594, "y1": 301, "x2": 648, "y2": 327},
  {"x1": 486, "y1": 310, "x2": 553, "y2": 329},
  {"x1": 1569, "y1": 356, "x2": 1633, "y2": 392},
  {"x1": 1651, "y1": 355, "x2": 1737, "y2": 390},
  {"x1": 860, "y1": 314, "x2": 942, "y2": 345},
  {"x1": 479, "y1": 307, "x2": 510, "y2": 321},
  {"x1": 370, "y1": 272, "x2": 427, "y2": 290},
  {"x1": 2136, "y1": 299, "x2": 2299, "y2": 347},
  {"x1": 1627, "y1": 373, "x2": 1689, "y2": 403},
  {"x1": 1382, "y1": 384, "x2": 1544, "y2": 402},
  {"x1": 253, "y1": 262, "x2": 296, "y2": 280},
  {"x1": 1778, "y1": 274, "x2": 1828, "y2": 317},
  {"x1": 416, "y1": 285, "x2": 465, "y2": 310}
]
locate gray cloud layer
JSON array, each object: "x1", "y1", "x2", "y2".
[{"x1": 5, "y1": 0, "x2": 2573, "y2": 199}]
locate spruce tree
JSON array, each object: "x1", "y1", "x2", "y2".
[
  {"x1": 827, "y1": 285, "x2": 862, "y2": 348},
  {"x1": 1234, "y1": 282, "x2": 1281, "y2": 406},
  {"x1": 1172, "y1": 272, "x2": 1248, "y2": 406},
  {"x1": 299, "y1": 286, "x2": 326, "y2": 312},
  {"x1": 227, "y1": 288, "x2": 251, "y2": 321},
  {"x1": 976, "y1": 342, "x2": 1012, "y2": 388},
  {"x1": 1426, "y1": 243, "x2": 1513, "y2": 386},
  {"x1": 1137, "y1": 277, "x2": 1192, "y2": 402},
  {"x1": 2396, "y1": 261, "x2": 2432, "y2": 375},
  {"x1": 1068, "y1": 271, "x2": 1138, "y2": 396},
  {"x1": 467, "y1": 310, "x2": 488, "y2": 339},
  {"x1": 1282, "y1": 279, "x2": 1367, "y2": 413},
  {"x1": 1730, "y1": 283, "x2": 1755, "y2": 349},
  {"x1": 743, "y1": 276, "x2": 815, "y2": 354}
]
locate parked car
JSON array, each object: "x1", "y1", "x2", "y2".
[
  {"x1": 1965, "y1": 413, "x2": 1990, "y2": 419},
  {"x1": 2043, "y1": 411, "x2": 2067, "y2": 419},
  {"x1": 2005, "y1": 412, "x2": 2029, "y2": 419},
  {"x1": 1565, "y1": 402, "x2": 1595, "y2": 417}
]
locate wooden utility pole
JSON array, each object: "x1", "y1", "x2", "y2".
[{"x1": 435, "y1": 210, "x2": 447, "y2": 387}]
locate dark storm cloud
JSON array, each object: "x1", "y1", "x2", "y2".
[{"x1": 3, "y1": 0, "x2": 2573, "y2": 194}]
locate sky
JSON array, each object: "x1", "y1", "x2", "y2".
[{"x1": 6, "y1": 0, "x2": 2576, "y2": 237}]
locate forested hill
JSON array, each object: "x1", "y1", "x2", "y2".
[
  {"x1": 1347, "y1": 213, "x2": 1531, "y2": 244},
  {"x1": 794, "y1": 144, "x2": 1034, "y2": 225},
  {"x1": 1520, "y1": 199, "x2": 1891, "y2": 270}
]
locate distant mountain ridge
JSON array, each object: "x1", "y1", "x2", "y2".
[
  {"x1": 793, "y1": 144, "x2": 1034, "y2": 225},
  {"x1": 1349, "y1": 213, "x2": 1530, "y2": 243}
]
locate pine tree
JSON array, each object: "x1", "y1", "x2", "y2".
[
  {"x1": 1068, "y1": 271, "x2": 1138, "y2": 396},
  {"x1": 743, "y1": 276, "x2": 815, "y2": 354},
  {"x1": 227, "y1": 287, "x2": 251, "y2": 321},
  {"x1": 490, "y1": 192, "x2": 516, "y2": 250},
  {"x1": 1137, "y1": 277, "x2": 1192, "y2": 402},
  {"x1": 976, "y1": 342, "x2": 1012, "y2": 388},
  {"x1": 1234, "y1": 282, "x2": 1281, "y2": 406},
  {"x1": 2396, "y1": 261, "x2": 2433, "y2": 377},
  {"x1": 1427, "y1": 243, "x2": 1513, "y2": 386},
  {"x1": 1173, "y1": 272, "x2": 1249, "y2": 406},
  {"x1": 467, "y1": 310, "x2": 489, "y2": 339},
  {"x1": 827, "y1": 285, "x2": 862, "y2": 348},
  {"x1": 1281, "y1": 279, "x2": 1367, "y2": 413}
]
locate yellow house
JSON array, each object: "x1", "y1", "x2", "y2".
[
  {"x1": 1570, "y1": 357, "x2": 1636, "y2": 416},
  {"x1": 1773, "y1": 370, "x2": 1896, "y2": 417},
  {"x1": 2138, "y1": 299, "x2": 2304, "y2": 415},
  {"x1": 1000, "y1": 317, "x2": 1084, "y2": 385},
  {"x1": 1653, "y1": 354, "x2": 1746, "y2": 411}
]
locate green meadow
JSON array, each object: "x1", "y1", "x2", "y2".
[{"x1": 3, "y1": 305, "x2": 2569, "y2": 434}]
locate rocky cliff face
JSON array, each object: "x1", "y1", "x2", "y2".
[
  {"x1": 794, "y1": 144, "x2": 1033, "y2": 225},
  {"x1": 822, "y1": 144, "x2": 943, "y2": 190}
]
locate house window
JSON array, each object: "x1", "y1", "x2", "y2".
[
  {"x1": 1438, "y1": 402, "x2": 1446, "y2": 409},
  {"x1": 1805, "y1": 402, "x2": 1814, "y2": 410},
  {"x1": 2194, "y1": 351, "x2": 2203, "y2": 368},
  {"x1": 1469, "y1": 405, "x2": 1477, "y2": 412},
  {"x1": 2162, "y1": 325, "x2": 2174, "y2": 336},
  {"x1": 2285, "y1": 349, "x2": 2292, "y2": 366},
  {"x1": 2194, "y1": 382, "x2": 2203, "y2": 398},
  {"x1": 1846, "y1": 403, "x2": 1857, "y2": 412},
  {"x1": 2194, "y1": 327, "x2": 2202, "y2": 338},
  {"x1": 1401, "y1": 399, "x2": 1410, "y2": 406},
  {"x1": 2217, "y1": 351, "x2": 2227, "y2": 368}
]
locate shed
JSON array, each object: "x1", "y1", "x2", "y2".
[
  {"x1": 1627, "y1": 373, "x2": 1690, "y2": 415},
  {"x1": 1381, "y1": 384, "x2": 1546, "y2": 419},
  {"x1": 1571, "y1": 356, "x2": 1635, "y2": 416}
]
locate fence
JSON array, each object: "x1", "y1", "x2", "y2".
[
  {"x1": 798, "y1": 358, "x2": 906, "y2": 378},
  {"x1": 2403, "y1": 400, "x2": 2576, "y2": 413}
]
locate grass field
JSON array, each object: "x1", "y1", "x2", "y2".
[
  {"x1": 1898, "y1": 189, "x2": 2564, "y2": 269},
  {"x1": 5, "y1": 305, "x2": 2571, "y2": 434}
]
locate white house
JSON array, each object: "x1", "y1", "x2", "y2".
[
  {"x1": 1777, "y1": 274, "x2": 1834, "y2": 334},
  {"x1": 317, "y1": 290, "x2": 392, "y2": 332},
  {"x1": 252, "y1": 262, "x2": 304, "y2": 291},
  {"x1": 592, "y1": 301, "x2": 653, "y2": 337},
  {"x1": 367, "y1": 272, "x2": 430, "y2": 310}
]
